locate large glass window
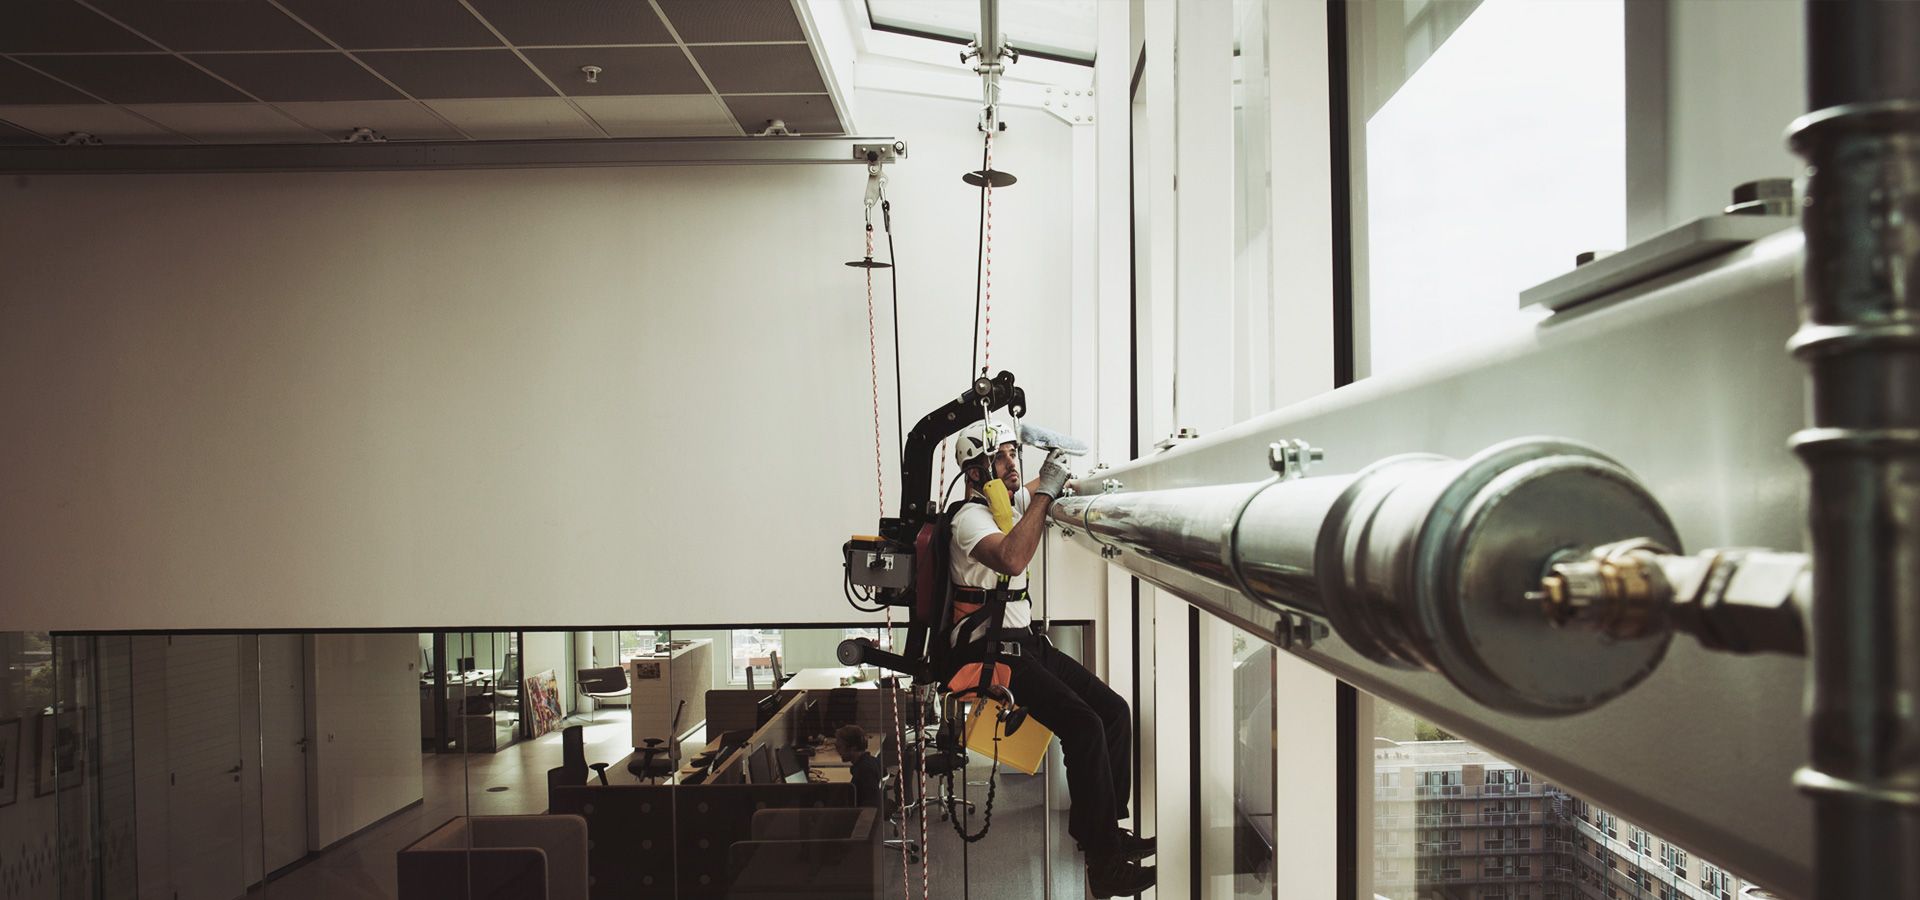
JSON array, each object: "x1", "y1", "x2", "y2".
[
  {"x1": 1231, "y1": 626, "x2": 1278, "y2": 897},
  {"x1": 1346, "y1": 0, "x2": 1626, "y2": 379},
  {"x1": 729, "y1": 628, "x2": 784, "y2": 684},
  {"x1": 618, "y1": 629, "x2": 660, "y2": 661},
  {"x1": 1372, "y1": 698, "x2": 1768, "y2": 900}
]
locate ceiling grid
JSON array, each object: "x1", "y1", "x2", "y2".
[{"x1": 0, "y1": 0, "x2": 845, "y2": 145}]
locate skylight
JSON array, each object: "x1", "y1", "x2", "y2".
[{"x1": 866, "y1": 0, "x2": 1098, "y2": 63}]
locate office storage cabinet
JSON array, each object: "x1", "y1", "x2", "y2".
[{"x1": 628, "y1": 639, "x2": 710, "y2": 749}]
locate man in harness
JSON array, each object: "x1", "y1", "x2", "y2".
[{"x1": 944, "y1": 418, "x2": 1156, "y2": 898}]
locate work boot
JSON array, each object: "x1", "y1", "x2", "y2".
[
  {"x1": 1086, "y1": 851, "x2": 1156, "y2": 899},
  {"x1": 1116, "y1": 827, "x2": 1156, "y2": 862},
  {"x1": 1078, "y1": 828, "x2": 1157, "y2": 862}
]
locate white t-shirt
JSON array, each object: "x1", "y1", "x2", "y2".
[{"x1": 948, "y1": 487, "x2": 1034, "y2": 637}]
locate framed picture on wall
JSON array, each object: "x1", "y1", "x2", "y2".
[
  {"x1": 0, "y1": 718, "x2": 20, "y2": 808},
  {"x1": 35, "y1": 710, "x2": 83, "y2": 797}
]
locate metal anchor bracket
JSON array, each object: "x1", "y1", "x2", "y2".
[{"x1": 1268, "y1": 440, "x2": 1326, "y2": 481}]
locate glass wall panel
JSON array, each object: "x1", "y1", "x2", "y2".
[
  {"x1": 1231, "y1": 627, "x2": 1278, "y2": 897},
  {"x1": 1371, "y1": 698, "x2": 1771, "y2": 900},
  {"x1": 1233, "y1": 0, "x2": 1274, "y2": 418},
  {"x1": 20, "y1": 623, "x2": 1094, "y2": 899}
]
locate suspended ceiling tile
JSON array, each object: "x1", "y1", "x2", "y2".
[
  {"x1": 0, "y1": 57, "x2": 97, "y2": 104},
  {"x1": 654, "y1": 0, "x2": 804, "y2": 43},
  {"x1": 359, "y1": 49, "x2": 555, "y2": 99},
  {"x1": 22, "y1": 54, "x2": 248, "y2": 104},
  {"x1": 123, "y1": 102, "x2": 323, "y2": 143},
  {"x1": 422, "y1": 97, "x2": 599, "y2": 139},
  {"x1": 721, "y1": 93, "x2": 840, "y2": 135},
  {"x1": 574, "y1": 94, "x2": 738, "y2": 138},
  {"x1": 191, "y1": 52, "x2": 401, "y2": 102},
  {"x1": 465, "y1": 0, "x2": 673, "y2": 46},
  {"x1": 0, "y1": 104, "x2": 181, "y2": 143},
  {"x1": 0, "y1": 1, "x2": 152, "y2": 53},
  {"x1": 275, "y1": 99, "x2": 464, "y2": 141},
  {"x1": 274, "y1": 0, "x2": 500, "y2": 50},
  {"x1": 0, "y1": 118, "x2": 52, "y2": 144},
  {"x1": 690, "y1": 44, "x2": 823, "y2": 94},
  {"x1": 521, "y1": 46, "x2": 706, "y2": 97},
  {"x1": 83, "y1": 0, "x2": 326, "y2": 52}
]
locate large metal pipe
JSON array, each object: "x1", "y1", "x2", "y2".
[
  {"x1": 1051, "y1": 438, "x2": 1680, "y2": 716},
  {"x1": 1790, "y1": 3, "x2": 1920, "y2": 897}
]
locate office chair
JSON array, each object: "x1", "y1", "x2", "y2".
[
  {"x1": 879, "y1": 730, "x2": 923, "y2": 864},
  {"x1": 899, "y1": 694, "x2": 978, "y2": 820},
  {"x1": 544, "y1": 725, "x2": 588, "y2": 810},
  {"x1": 575, "y1": 666, "x2": 630, "y2": 724},
  {"x1": 627, "y1": 699, "x2": 685, "y2": 784}
]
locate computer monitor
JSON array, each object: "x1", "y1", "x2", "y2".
[
  {"x1": 746, "y1": 743, "x2": 775, "y2": 785},
  {"x1": 774, "y1": 745, "x2": 804, "y2": 781},
  {"x1": 711, "y1": 753, "x2": 745, "y2": 785},
  {"x1": 754, "y1": 692, "x2": 785, "y2": 728}
]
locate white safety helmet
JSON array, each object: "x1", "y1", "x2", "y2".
[{"x1": 954, "y1": 417, "x2": 1020, "y2": 469}]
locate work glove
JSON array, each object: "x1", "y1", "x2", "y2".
[
  {"x1": 1019, "y1": 422, "x2": 1089, "y2": 456},
  {"x1": 1033, "y1": 448, "x2": 1074, "y2": 499}
]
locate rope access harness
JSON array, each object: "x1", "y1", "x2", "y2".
[{"x1": 842, "y1": 25, "x2": 1028, "y2": 900}]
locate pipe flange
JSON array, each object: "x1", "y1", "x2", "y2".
[
  {"x1": 1414, "y1": 438, "x2": 1679, "y2": 716},
  {"x1": 1312, "y1": 453, "x2": 1452, "y2": 670}
]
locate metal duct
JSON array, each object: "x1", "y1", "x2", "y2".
[{"x1": 1051, "y1": 438, "x2": 1680, "y2": 716}]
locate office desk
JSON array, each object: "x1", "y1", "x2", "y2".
[
  {"x1": 806, "y1": 732, "x2": 884, "y2": 768},
  {"x1": 783, "y1": 667, "x2": 879, "y2": 690}
]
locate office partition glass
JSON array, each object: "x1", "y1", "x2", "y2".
[{"x1": 26, "y1": 623, "x2": 1097, "y2": 899}]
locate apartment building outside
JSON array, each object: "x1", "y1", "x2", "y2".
[{"x1": 1375, "y1": 740, "x2": 1766, "y2": 900}]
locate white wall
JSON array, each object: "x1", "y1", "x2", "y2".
[
  {"x1": 304, "y1": 633, "x2": 421, "y2": 849},
  {"x1": 521, "y1": 631, "x2": 572, "y2": 716},
  {"x1": 0, "y1": 87, "x2": 1106, "y2": 632}
]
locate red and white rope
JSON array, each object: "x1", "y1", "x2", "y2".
[
  {"x1": 866, "y1": 227, "x2": 886, "y2": 519},
  {"x1": 981, "y1": 134, "x2": 995, "y2": 376},
  {"x1": 864, "y1": 223, "x2": 916, "y2": 899}
]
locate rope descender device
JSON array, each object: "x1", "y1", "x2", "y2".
[{"x1": 845, "y1": 162, "x2": 893, "y2": 270}]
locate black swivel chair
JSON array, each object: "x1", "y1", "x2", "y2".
[
  {"x1": 902, "y1": 697, "x2": 975, "y2": 819},
  {"x1": 628, "y1": 699, "x2": 685, "y2": 784},
  {"x1": 544, "y1": 724, "x2": 588, "y2": 811}
]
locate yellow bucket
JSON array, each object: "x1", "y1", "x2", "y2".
[{"x1": 960, "y1": 698, "x2": 1054, "y2": 776}]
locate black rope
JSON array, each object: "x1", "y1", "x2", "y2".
[
  {"x1": 884, "y1": 201, "x2": 905, "y2": 468},
  {"x1": 945, "y1": 699, "x2": 1002, "y2": 843},
  {"x1": 968, "y1": 134, "x2": 990, "y2": 378}
]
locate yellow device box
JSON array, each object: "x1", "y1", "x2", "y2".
[{"x1": 961, "y1": 698, "x2": 1054, "y2": 775}]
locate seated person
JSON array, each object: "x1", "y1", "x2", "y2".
[{"x1": 834, "y1": 724, "x2": 883, "y2": 811}]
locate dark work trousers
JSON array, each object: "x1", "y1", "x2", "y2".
[{"x1": 998, "y1": 633, "x2": 1132, "y2": 856}]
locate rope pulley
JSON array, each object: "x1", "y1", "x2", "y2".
[{"x1": 846, "y1": 162, "x2": 894, "y2": 268}]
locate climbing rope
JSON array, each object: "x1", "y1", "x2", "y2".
[
  {"x1": 866, "y1": 225, "x2": 886, "y2": 519},
  {"x1": 982, "y1": 135, "x2": 995, "y2": 378}
]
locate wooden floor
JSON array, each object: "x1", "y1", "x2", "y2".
[
  {"x1": 254, "y1": 707, "x2": 1093, "y2": 899},
  {"x1": 258, "y1": 709, "x2": 639, "y2": 900}
]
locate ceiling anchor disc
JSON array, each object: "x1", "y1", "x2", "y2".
[{"x1": 962, "y1": 169, "x2": 1018, "y2": 188}]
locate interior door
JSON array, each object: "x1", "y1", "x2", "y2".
[
  {"x1": 164, "y1": 634, "x2": 249, "y2": 900},
  {"x1": 258, "y1": 633, "x2": 309, "y2": 873}
]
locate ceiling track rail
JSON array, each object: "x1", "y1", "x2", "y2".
[{"x1": 0, "y1": 135, "x2": 907, "y2": 175}]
